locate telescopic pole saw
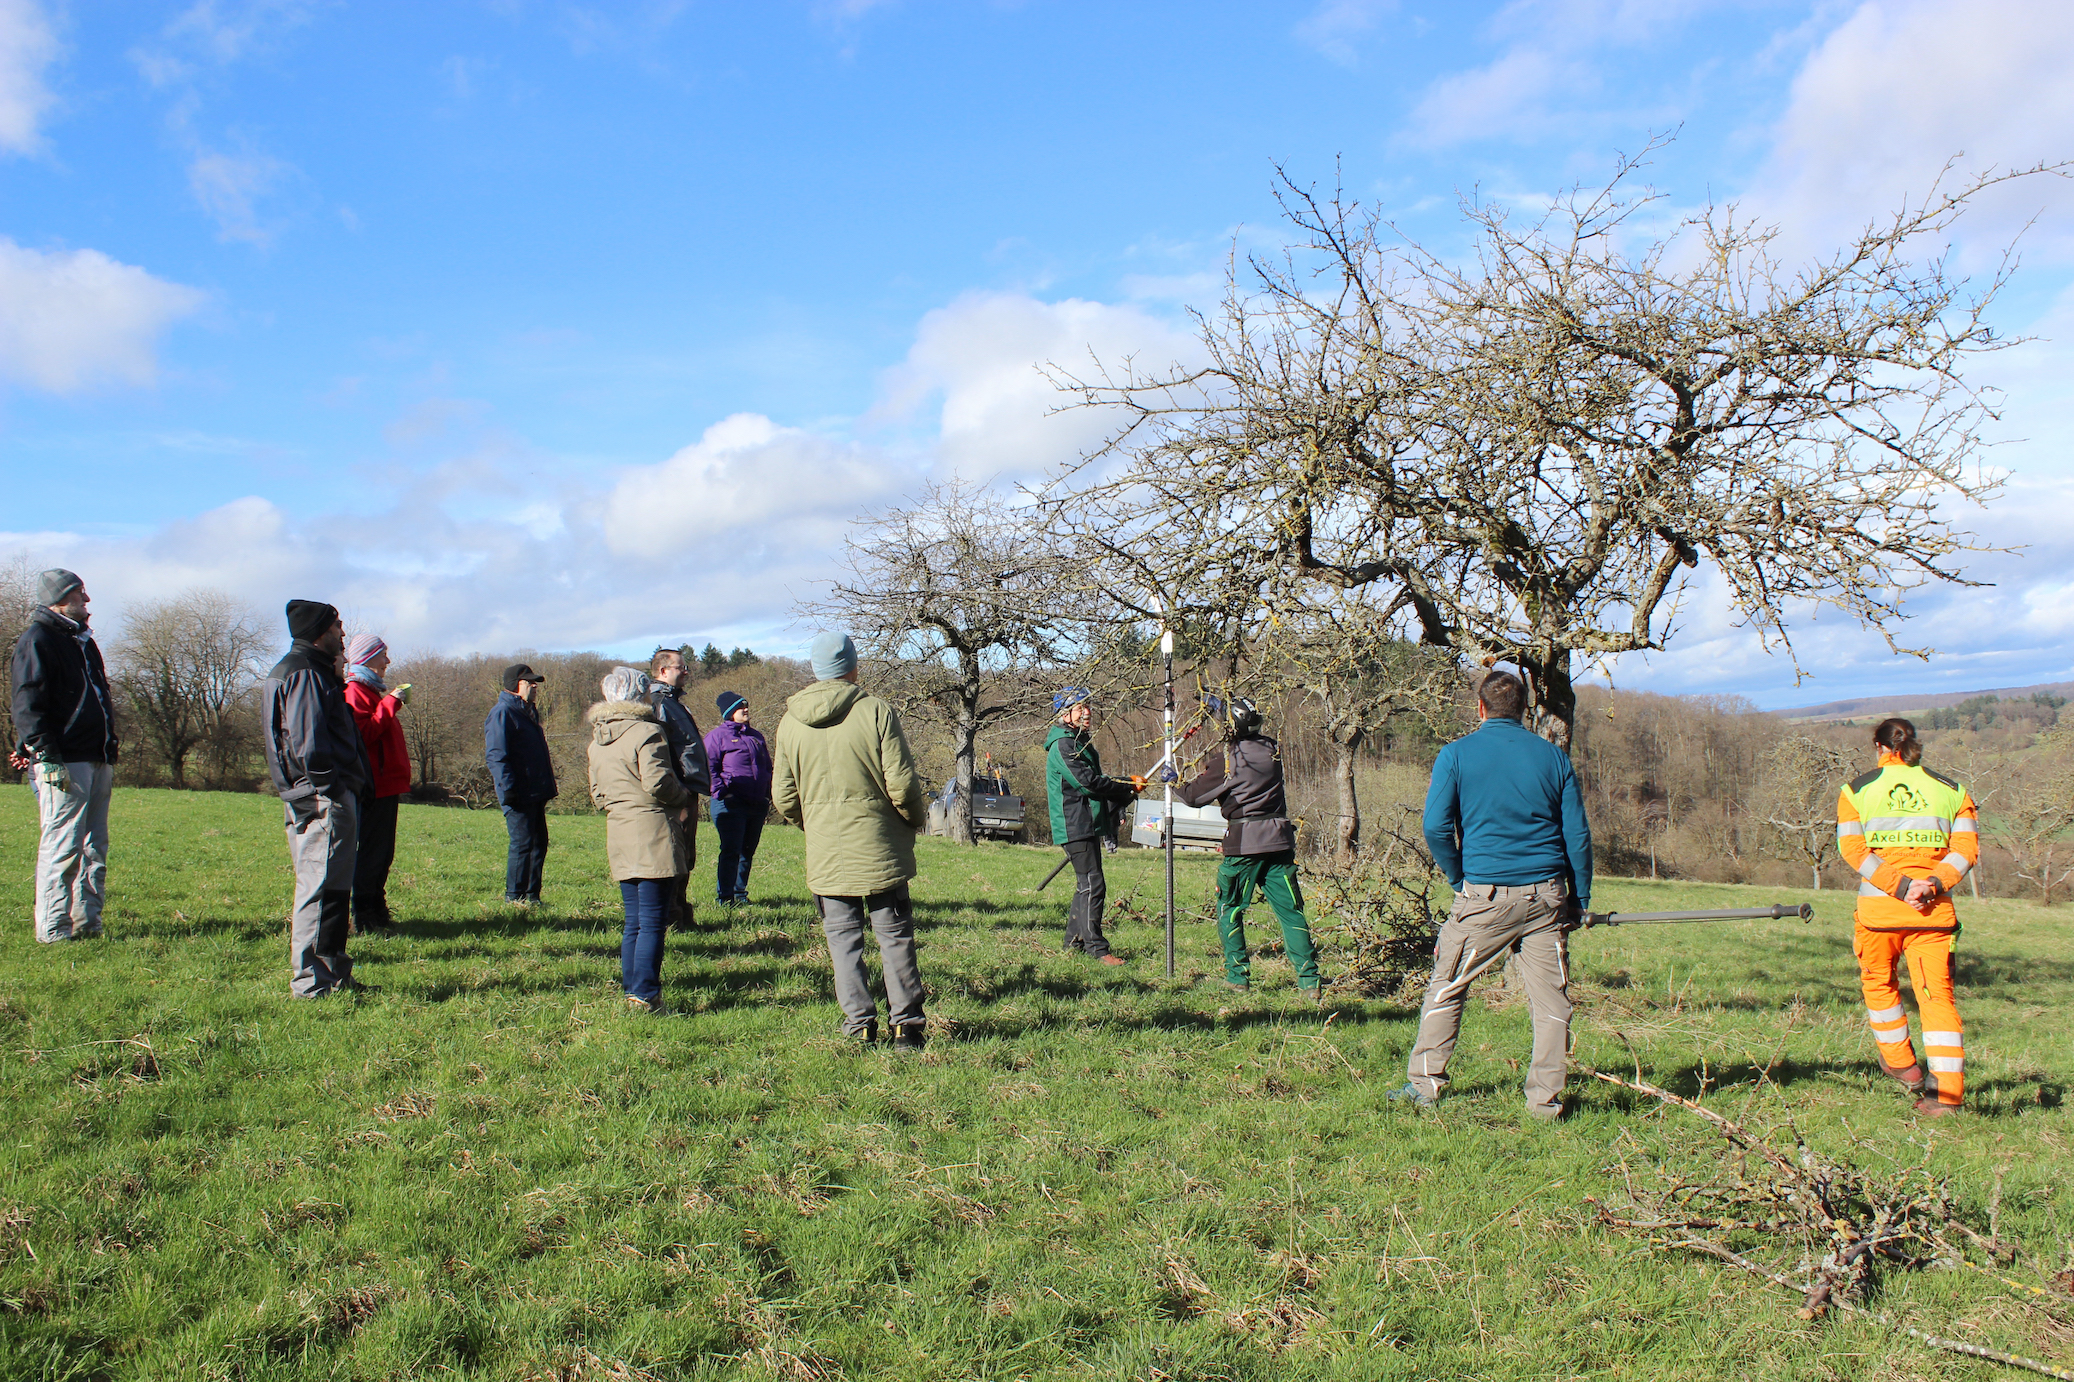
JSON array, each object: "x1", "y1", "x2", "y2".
[
  {"x1": 1159, "y1": 601, "x2": 1176, "y2": 979},
  {"x1": 1574, "y1": 903, "x2": 1815, "y2": 929}
]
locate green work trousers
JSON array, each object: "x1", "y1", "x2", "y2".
[{"x1": 1216, "y1": 850, "x2": 1317, "y2": 988}]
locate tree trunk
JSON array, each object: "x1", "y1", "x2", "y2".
[
  {"x1": 1811, "y1": 863, "x2": 1820, "y2": 891},
  {"x1": 1333, "y1": 725, "x2": 1364, "y2": 865},
  {"x1": 950, "y1": 694, "x2": 978, "y2": 847},
  {"x1": 1526, "y1": 651, "x2": 1577, "y2": 754}
]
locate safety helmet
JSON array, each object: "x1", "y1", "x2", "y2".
[
  {"x1": 1053, "y1": 686, "x2": 1091, "y2": 713},
  {"x1": 1228, "y1": 696, "x2": 1263, "y2": 738}
]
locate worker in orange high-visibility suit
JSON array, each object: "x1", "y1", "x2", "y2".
[{"x1": 1835, "y1": 716, "x2": 1978, "y2": 1118}]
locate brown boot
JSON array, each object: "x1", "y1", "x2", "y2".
[
  {"x1": 1913, "y1": 1096, "x2": 1960, "y2": 1118},
  {"x1": 1882, "y1": 1060, "x2": 1926, "y2": 1095}
]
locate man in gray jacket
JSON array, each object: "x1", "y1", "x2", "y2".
[
  {"x1": 1176, "y1": 697, "x2": 1320, "y2": 999},
  {"x1": 260, "y1": 599, "x2": 373, "y2": 997}
]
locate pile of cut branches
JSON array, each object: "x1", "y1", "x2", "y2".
[
  {"x1": 1588, "y1": 1066, "x2": 2074, "y2": 1379},
  {"x1": 1305, "y1": 855, "x2": 1442, "y2": 998}
]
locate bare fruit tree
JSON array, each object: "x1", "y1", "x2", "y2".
[
  {"x1": 1259, "y1": 588, "x2": 1457, "y2": 864},
  {"x1": 1755, "y1": 734, "x2": 1853, "y2": 890},
  {"x1": 798, "y1": 481, "x2": 1082, "y2": 844},
  {"x1": 1049, "y1": 141, "x2": 2057, "y2": 750},
  {"x1": 114, "y1": 590, "x2": 271, "y2": 789},
  {"x1": 0, "y1": 552, "x2": 38, "y2": 780}
]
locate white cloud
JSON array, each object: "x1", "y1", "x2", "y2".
[
  {"x1": 1757, "y1": 0, "x2": 2074, "y2": 260},
  {"x1": 602, "y1": 412, "x2": 921, "y2": 561},
  {"x1": 187, "y1": 144, "x2": 292, "y2": 246},
  {"x1": 1295, "y1": 0, "x2": 1396, "y2": 67},
  {"x1": 165, "y1": 0, "x2": 316, "y2": 65},
  {"x1": 873, "y1": 290, "x2": 1203, "y2": 482},
  {"x1": 0, "y1": 0, "x2": 57, "y2": 155},
  {"x1": 0, "y1": 239, "x2": 206, "y2": 392}
]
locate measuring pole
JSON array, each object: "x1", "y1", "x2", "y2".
[{"x1": 1159, "y1": 599, "x2": 1176, "y2": 978}]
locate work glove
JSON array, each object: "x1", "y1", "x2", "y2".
[
  {"x1": 1155, "y1": 764, "x2": 1179, "y2": 784},
  {"x1": 36, "y1": 761, "x2": 72, "y2": 793},
  {"x1": 391, "y1": 683, "x2": 413, "y2": 706},
  {"x1": 1128, "y1": 774, "x2": 1149, "y2": 792}
]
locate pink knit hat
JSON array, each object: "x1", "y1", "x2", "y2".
[{"x1": 345, "y1": 633, "x2": 388, "y2": 666}]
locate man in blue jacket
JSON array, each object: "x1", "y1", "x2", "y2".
[
  {"x1": 1394, "y1": 671, "x2": 1592, "y2": 1119},
  {"x1": 485, "y1": 663, "x2": 558, "y2": 904}
]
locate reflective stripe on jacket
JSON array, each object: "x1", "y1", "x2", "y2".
[{"x1": 1836, "y1": 753, "x2": 1978, "y2": 932}]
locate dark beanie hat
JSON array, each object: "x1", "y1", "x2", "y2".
[
  {"x1": 715, "y1": 690, "x2": 747, "y2": 718},
  {"x1": 286, "y1": 599, "x2": 338, "y2": 642},
  {"x1": 503, "y1": 662, "x2": 540, "y2": 692}
]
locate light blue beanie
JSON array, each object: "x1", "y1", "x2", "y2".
[{"x1": 810, "y1": 631, "x2": 858, "y2": 681}]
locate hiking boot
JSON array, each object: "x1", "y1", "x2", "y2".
[
  {"x1": 891, "y1": 1023, "x2": 927, "y2": 1053},
  {"x1": 1882, "y1": 1060, "x2": 1927, "y2": 1095},
  {"x1": 1914, "y1": 1096, "x2": 1961, "y2": 1118},
  {"x1": 1387, "y1": 1082, "x2": 1437, "y2": 1109},
  {"x1": 1300, "y1": 985, "x2": 1324, "y2": 1006},
  {"x1": 848, "y1": 1021, "x2": 879, "y2": 1046}
]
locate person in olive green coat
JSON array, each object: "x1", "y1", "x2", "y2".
[
  {"x1": 587, "y1": 667, "x2": 691, "y2": 1012},
  {"x1": 772, "y1": 633, "x2": 930, "y2": 1048}
]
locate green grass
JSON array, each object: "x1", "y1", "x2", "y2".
[{"x1": 1, "y1": 784, "x2": 2069, "y2": 1380}]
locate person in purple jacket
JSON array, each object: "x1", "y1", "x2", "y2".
[{"x1": 703, "y1": 690, "x2": 773, "y2": 906}]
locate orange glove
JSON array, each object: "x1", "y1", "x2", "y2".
[{"x1": 1129, "y1": 774, "x2": 1149, "y2": 792}]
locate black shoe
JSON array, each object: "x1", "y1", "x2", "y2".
[
  {"x1": 892, "y1": 1024, "x2": 927, "y2": 1053},
  {"x1": 849, "y1": 1021, "x2": 879, "y2": 1046}
]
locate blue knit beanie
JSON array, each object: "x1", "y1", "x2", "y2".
[{"x1": 809, "y1": 631, "x2": 857, "y2": 681}]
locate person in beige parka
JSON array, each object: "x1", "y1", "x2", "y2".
[
  {"x1": 772, "y1": 632, "x2": 930, "y2": 1048},
  {"x1": 587, "y1": 666, "x2": 691, "y2": 1013}
]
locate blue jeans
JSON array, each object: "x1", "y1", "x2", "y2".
[
  {"x1": 619, "y1": 877, "x2": 670, "y2": 1002},
  {"x1": 710, "y1": 798, "x2": 766, "y2": 903},
  {"x1": 502, "y1": 804, "x2": 549, "y2": 901}
]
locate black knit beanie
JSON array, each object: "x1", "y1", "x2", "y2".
[
  {"x1": 715, "y1": 690, "x2": 747, "y2": 719},
  {"x1": 286, "y1": 599, "x2": 338, "y2": 642}
]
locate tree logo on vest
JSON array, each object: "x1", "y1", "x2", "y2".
[{"x1": 1885, "y1": 781, "x2": 1931, "y2": 815}]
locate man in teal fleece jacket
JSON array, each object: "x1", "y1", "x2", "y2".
[{"x1": 1394, "y1": 671, "x2": 1593, "y2": 1119}]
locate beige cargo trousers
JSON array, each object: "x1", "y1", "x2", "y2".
[{"x1": 1404, "y1": 878, "x2": 1573, "y2": 1118}]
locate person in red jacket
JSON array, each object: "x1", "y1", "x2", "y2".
[{"x1": 343, "y1": 633, "x2": 412, "y2": 931}]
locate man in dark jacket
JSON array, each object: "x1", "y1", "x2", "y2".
[
  {"x1": 647, "y1": 648, "x2": 710, "y2": 926},
  {"x1": 1176, "y1": 698, "x2": 1321, "y2": 999},
  {"x1": 484, "y1": 663, "x2": 557, "y2": 904},
  {"x1": 1044, "y1": 687, "x2": 1144, "y2": 965},
  {"x1": 260, "y1": 600, "x2": 373, "y2": 996},
  {"x1": 9, "y1": 569, "x2": 119, "y2": 943},
  {"x1": 1394, "y1": 671, "x2": 1593, "y2": 1119}
]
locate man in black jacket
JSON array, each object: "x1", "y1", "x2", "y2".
[
  {"x1": 9, "y1": 569, "x2": 119, "y2": 943},
  {"x1": 484, "y1": 663, "x2": 558, "y2": 904},
  {"x1": 1176, "y1": 698, "x2": 1321, "y2": 1000},
  {"x1": 260, "y1": 600, "x2": 373, "y2": 996},
  {"x1": 648, "y1": 647, "x2": 710, "y2": 928},
  {"x1": 1044, "y1": 687, "x2": 1145, "y2": 965}
]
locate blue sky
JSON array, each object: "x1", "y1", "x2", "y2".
[{"x1": 3, "y1": 0, "x2": 2071, "y2": 709}]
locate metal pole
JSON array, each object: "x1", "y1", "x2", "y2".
[{"x1": 1159, "y1": 600, "x2": 1175, "y2": 978}]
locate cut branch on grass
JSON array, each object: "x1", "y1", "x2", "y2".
[{"x1": 1586, "y1": 1063, "x2": 2074, "y2": 1379}]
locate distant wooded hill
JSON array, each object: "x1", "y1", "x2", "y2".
[{"x1": 1779, "y1": 679, "x2": 2074, "y2": 723}]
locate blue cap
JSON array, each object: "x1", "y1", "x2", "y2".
[
  {"x1": 809, "y1": 631, "x2": 857, "y2": 681},
  {"x1": 1053, "y1": 686, "x2": 1090, "y2": 713}
]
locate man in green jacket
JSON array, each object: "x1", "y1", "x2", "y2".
[
  {"x1": 772, "y1": 632, "x2": 931, "y2": 1049},
  {"x1": 1045, "y1": 687, "x2": 1144, "y2": 966}
]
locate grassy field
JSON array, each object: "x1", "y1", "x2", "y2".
[{"x1": 1, "y1": 784, "x2": 2069, "y2": 1381}]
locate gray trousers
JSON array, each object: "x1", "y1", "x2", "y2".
[
  {"x1": 33, "y1": 760, "x2": 113, "y2": 942},
  {"x1": 1405, "y1": 879, "x2": 1573, "y2": 1117},
  {"x1": 816, "y1": 886, "x2": 925, "y2": 1035},
  {"x1": 286, "y1": 791, "x2": 358, "y2": 996}
]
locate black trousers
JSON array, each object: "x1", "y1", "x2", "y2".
[
  {"x1": 352, "y1": 793, "x2": 400, "y2": 922},
  {"x1": 503, "y1": 804, "x2": 549, "y2": 901},
  {"x1": 1062, "y1": 838, "x2": 1113, "y2": 958}
]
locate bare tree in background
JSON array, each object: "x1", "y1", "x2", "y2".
[
  {"x1": 113, "y1": 591, "x2": 270, "y2": 789},
  {"x1": 1755, "y1": 735, "x2": 1853, "y2": 890},
  {"x1": 1049, "y1": 141, "x2": 2058, "y2": 750},
  {"x1": 1259, "y1": 589, "x2": 1457, "y2": 863},
  {"x1": 799, "y1": 481, "x2": 1083, "y2": 844},
  {"x1": 1978, "y1": 732, "x2": 2074, "y2": 905},
  {"x1": 0, "y1": 553, "x2": 37, "y2": 780}
]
